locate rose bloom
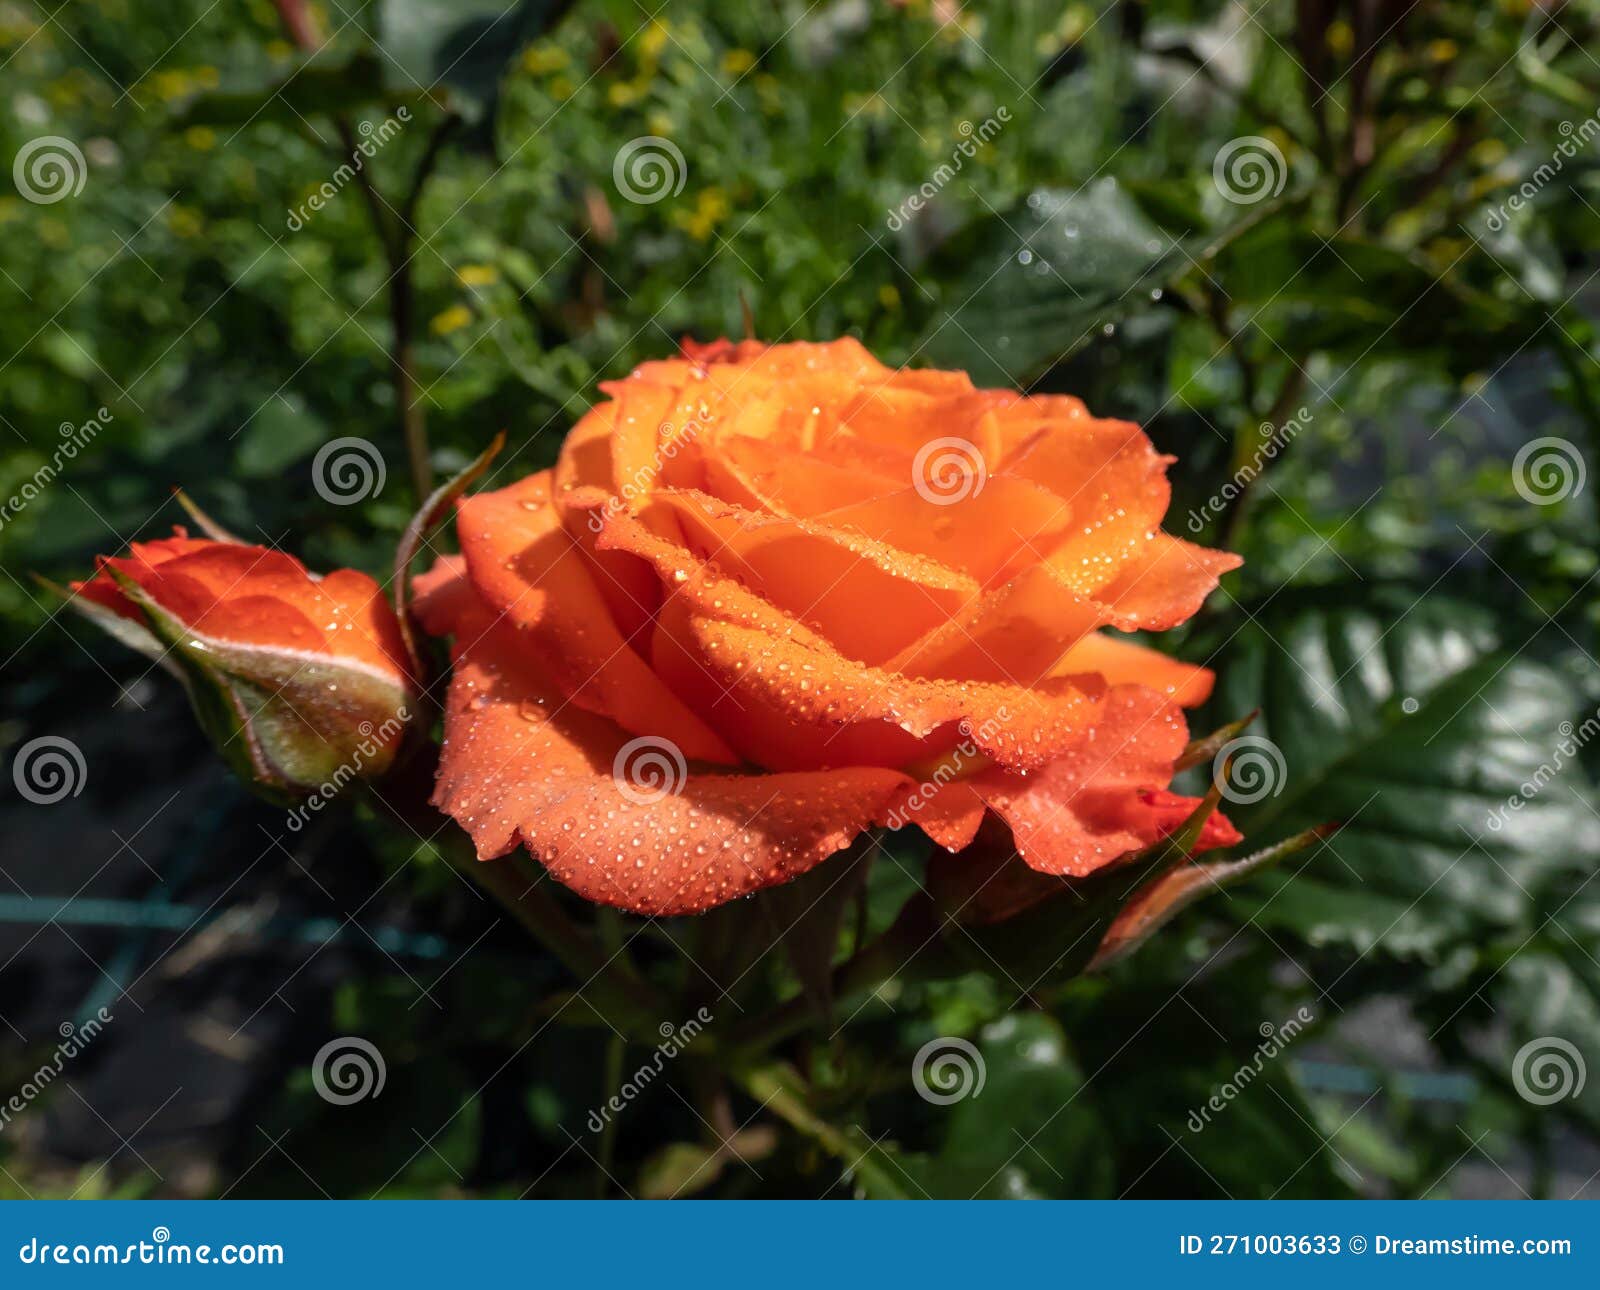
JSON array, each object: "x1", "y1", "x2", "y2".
[
  {"x1": 416, "y1": 339, "x2": 1241, "y2": 915},
  {"x1": 75, "y1": 532, "x2": 414, "y2": 793}
]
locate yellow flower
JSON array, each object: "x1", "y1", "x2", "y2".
[
  {"x1": 1326, "y1": 21, "x2": 1353, "y2": 57},
  {"x1": 430, "y1": 305, "x2": 474, "y2": 336},
  {"x1": 183, "y1": 126, "x2": 216, "y2": 151},
  {"x1": 1425, "y1": 38, "x2": 1457, "y2": 63},
  {"x1": 456, "y1": 264, "x2": 498, "y2": 288},
  {"x1": 520, "y1": 44, "x2": 570, "y2": 75},
  {"x1": 548, "y1": 75, "x2": 574, "y2": 101},
  {"x1": 195, "y1": 65, "x2": 221, "y2": 89},
  {"x1": 607, "y1": 81, "x2": 641, "y2": 108},
  {"x1": 672, "y1": 188, "x2": 731, "y2": 241},
  {"x1": 721, "y1": 49, "x2": 756, "y2": 77},
  {"x1": 168, "y1": 205, "x2": 204, "y2": 239},
  {"x1": 148, "y1": 69, "x2": 193, "y2": 102},
  {"x1": 639, "y1": 19, "x2": 670, "y2": 60},
  {"x1": 877, "y1": 284, "x2": 902, "y2": 312}
]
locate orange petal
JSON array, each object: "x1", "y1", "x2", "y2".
[
  {"x1": 454, "y1": 470, "x2": 738, "y2": 765},
  {"x1": 970, "y1": 687, "x2": 1237, "y2": 877},
  {"x1": 1052, "y1": 632, "x2": 1214, "y2": 707},
  {"x1": 642, "y1": 488, "x2": 979, "y2": 666},
  {"x1": 431, "y1": 595, "x2": 911, "y2": 916},
  {"x1": 585, "y1": 503, "x2": 1097, "y2": 772}
]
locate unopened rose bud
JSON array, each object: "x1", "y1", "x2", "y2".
[{"x1": 61, "y1": 529, "x2": 415, "y2": 801}]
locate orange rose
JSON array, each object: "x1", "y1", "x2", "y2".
[
  {"x1": 415, "y1": 338, "x2": 1242, "y2": 915},
  {"x1": 71, "y1": 531, "x2": 415, "y2": 796}
]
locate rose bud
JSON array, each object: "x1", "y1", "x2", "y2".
[
  {"x1": 415, "y1": 338, "x2": 1243, "y2": 916},
  {"x1": 59, "y1": 529, "x2": 415, "y2": 801}
]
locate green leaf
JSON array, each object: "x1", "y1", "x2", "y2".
[
  {"x1": 378, "y1": 0, "x2": 576, "y2": 129},
  {"x1": 170, "y1": 50, "x2": 421, "y2": 130},
  {"x1": 234, "y1": 393, "x2": 328, "y2": 477},
  {"x1": 1212, "y1": 225, "x2": 1537, "y2": 372},
  {"x1": 758, "y1": 839, "x2": 873, "y2": 1023},
  {"x1": 916, "y1": 179, "x2": 1267, "y2": 385},
  {"x1": 637, "y1": 1128, "x2": 776, "y2": 1199},
  {"x1": 1192, "y1": 587, "x2": 1600, "y2": 959},
  {"x1": 881, "y1": 1014, "x2": 1114, "y2": 1199}
]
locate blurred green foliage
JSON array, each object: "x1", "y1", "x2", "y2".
[{"x1": 3, "y1": 0, "x2": 1599, "y2": 1199}]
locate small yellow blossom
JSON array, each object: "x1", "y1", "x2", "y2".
[
  {"x1": 607, "y1": 80, "x2": 641, "y2": 109},
  {"x1": 548, "y1": 75, "x2": 574, "y2": 101},
  {"x1": 149, "y1": 69, "x2": 193, "y2": 102},
  {"x1": 521, "y1": 44, "x2": 570, "y2": 75},
  {"x1": 456, "y1": 264, "x2": 499, "y2": 288},
  {"x1": 168, "y1": 205, "x2": 204, "y2": 239},
  {"x1": 672, "y1": 188, "x2": 731, "y2": 241},
  {"x1": 639, "y1": 19, "x2": 670, "y2": 61},
  {"x1": 721, "y1": 49, "x2": 756, "y2": 78},
  {"x1": 430, "y1": 305, "x2": 474, "y2": 336},
  {"x1": 877, "y1": 284, "x2": 902, "y2": 312},
  {"x1": 184, "y1": 126, "x2": 216, "y2": 151}
]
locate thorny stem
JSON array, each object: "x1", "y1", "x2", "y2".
[
  {"x1": 721, "y1": 899, "x2": 944, "y2": 1061},
  {"x1": 1218, "y1": 366, "x2": 1310, "y2": 552},
  {"x1": 271, "y1": 0, "x2": 443, "y2": 502}
]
